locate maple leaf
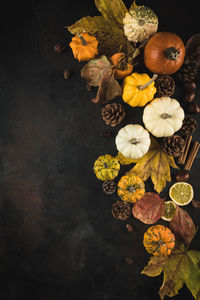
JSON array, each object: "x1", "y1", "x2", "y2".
[
  {"x1": 128, "y1": 137, "x2": 178, "y2": 193},
  {"x1": 81, "y1": 55, "x2": 122, "y2": 103},
  {"x1": 67, "y1": 0, "x2": 140, "y2": 57},
  {"x1": 141, "y1": 245, "x2": 200, "y2": 299},
  {"x1": 115, "y1": 152, "x2": 136, "y2": 165}
]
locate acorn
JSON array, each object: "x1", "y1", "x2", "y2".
[
  {"x1": 175, "y1": 170, "x2": 189, "y2": 182},
  {"x1": 183, "y1": 81, "x2": 196, "y2": 92},
  {"x1": 182, "y1": 92, "x2": 195, "y2": 103},
  {"x1": 188, "y1": 102, "x2": 200, "y2": 114}
]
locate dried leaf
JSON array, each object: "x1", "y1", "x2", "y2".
[
  {"x1": 94, "y1": 0, "x2": 128, "y2": 27},
  {"x1": 129, "y1": 0, "x2": 138, "y2": 11},
  {"x1": 132, "y1": 192, "x2": 165, "y2": 224},
  {"x1": 128, "y1": 137, "x2": 178, "y2": 193},
  {"x1": 81, "y1": 55, "x2": 122, "y2": 103},
  {"x1": 170, "y1": 206, "x2": 197, "y2": 246},
  {"x1": 142, "y1": 246, "x2": 200, "y2": 300},
  {"x1": 186, "y1": 33, "x2": 200, "y2": 58},
  {"x1": 115, "y1": 152, "x2": 136, "y2": 165},
  {"x1": 67, "y1": 1, "x2": 140, "y2": 57}
]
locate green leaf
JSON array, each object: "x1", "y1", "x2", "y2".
[
  {"x1": 142, "y1": 247, "x2": 200, "y2": 300},
  {"x1": 141, "y1": 256, "x2": 167, "y2": 277},
  {"x1": 94, "y1": 0, "x2": 128, "y2": 27}
]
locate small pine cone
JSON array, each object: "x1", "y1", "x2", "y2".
[
  {"x1": 101, "y1": 103, "x2": 125, "y2": 127},
  {"x1": 103, "y1": 180, "x2": 116, "y2": 195},
  {"x1": 112, "y1": 200, "x2": 131, "y2": 220},
  {"x1": 178, "y1": 47, "x2": 200, "y2": 82},
  {"x1": 155, "y1": 75, "x2": 175, "y2": 97},
  {"x1": 180, "y1": 115, "x2": 198, "y2": 135},
  {"x1": 162, "y1": 135, "x2": 185, "y2": 157}
]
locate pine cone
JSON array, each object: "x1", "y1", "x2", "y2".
[
  {"x1": 180, "y1": 116, "x2": 198, "y2": 135},
  {"x1": 112, "y1": 200, "x2": 131, "y2": 220},
  {"x1": 101, "y1": 103, "x2": 125, "y2": 127},
  {"x1": 103, "y1": 180, "x2": 116, "y2": 195},
  {"x1": 178, "y1": 47, "x2": 200, "y2": 82},
  {"x1": 155, "y1": 75, "x2": 175, "y2": 97},
  {"x1": 162, "y1": 135, "x2": 185, "y2": 157}
]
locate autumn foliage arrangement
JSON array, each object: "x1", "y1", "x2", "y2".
[{"x1": 56, "y1": 0, "x2": 200, "y2": 299}]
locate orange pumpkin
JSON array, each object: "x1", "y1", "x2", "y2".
[
  {"x1": 69, "y1": 33, "x2": 98, "y2": 62},
  {"x1": 117, "y1": 174, "x2": 145, "y2": 203},
  {"x1": 143, "y1": 225, "x2": 175, "y2": 256},
  {"x1": 110, "y1": 53, "x2": 133, "y2": 79},
  {"x1": 144, "y1": 32, "x2": 185, "y2": 75}
]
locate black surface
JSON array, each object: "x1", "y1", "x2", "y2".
[{"x1": 0, "y1": 1, "x2": 200, "y2": 300}]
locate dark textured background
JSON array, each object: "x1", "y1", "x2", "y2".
[{"x1": 0, "y1": 1, "x2": 200, "y2": 299}]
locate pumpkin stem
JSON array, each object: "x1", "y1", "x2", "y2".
[
  {"x1": 129, "y1": 138, "x2": 140, "y2": 145},
  {"x1": 164, "y1": 47, "x2": 180, "y2": 60},
  {"x1": 138, "y1": 74, "x2": 158, "y2": 90},
  {"x1": 78, "y1": 34, "x2": 87, "y2": 46},
  {"x1": 161, "y1": 113, "x2": 171, "y2": 119}
]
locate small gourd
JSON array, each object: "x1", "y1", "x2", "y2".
[
  {"x1": 144, "y1": 32, "x2": 185, "y2": 75},
  {"x1": 115, "y1": 124, "x2": 151, "y2": 159},
  {"x1": 143, "y1": 97, "x2": 185, "y2": 137},
  {"x1": 143, "y1": 225, "x2": 175, "y2": 256},
  {"x1": 117, "y1": 174, "x2": 145, "y2": 203},
  {"x1": 93, "y1": 154, "x2": 120, "y2": 181},
  {"x1": 110, "y1": 52, "x2": 133, "y2": 79},
  {"x1": 69, "y1": 33, "x2": 98, "y2": 62},
  {"x1": 123, "y1": 5, "x2": 158, "y2": 43},
  {"x1": 122, "y1": 73, "x2": 157, "y2": 107}
]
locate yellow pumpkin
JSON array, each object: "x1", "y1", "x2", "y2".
[
  {"x1": 93, "y1": 154, "x2": 120, "y2": 181},
  {"x1": 122, "y1": 73, "x2": 157, "y2": 107},
  {"x1": 69, "y1": 33, "x2": 98, "y2": 62},
  {"x1": 117, "y1": 174, "x2": 145, "y2": 203}
]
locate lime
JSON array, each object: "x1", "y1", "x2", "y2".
[
  {"x1": 161, "y1": 201, "x2": 177, "y2": 221},
  {"x1": 169, "y1": 182, "x2": 194, "y2": 206}
]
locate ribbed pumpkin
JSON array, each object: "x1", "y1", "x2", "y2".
[
  {"x1": 93, "y1": 154, "x2": 120, "y2": 181},
  {"x1": 122, "y1": 73, "x2": 157, "y2": 107},
  {"x1": 143, "y1": 225, "x2": 175, "y2": 256},
  {"x1": 117, "y1": 174, "x2": 145, "y2": 203},
  {"x1": 69, "y1": 33, "x2": 98, "y2": 62},
  {"x1": 144, "y1": 32, "x2": 185, "y2": 75}
]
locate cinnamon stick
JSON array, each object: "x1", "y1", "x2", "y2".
[
  {"x1": 178, "y1": 134, "x2": 192, "y2": 165},
  {"x1": 184, "y1": 141, "x2": 200, "y2": 171}
]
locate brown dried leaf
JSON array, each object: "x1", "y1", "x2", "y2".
[
  {"x1": 132, "y1": 192, "x2": 165, "y2": 224},
  {"x1": 81, "y1": 55, "x2": 122, "y2": 103},
  {"x1": 170, "y1": 206, "x2": 197, "y2": 246}
]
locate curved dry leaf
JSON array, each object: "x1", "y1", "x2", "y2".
[
  {"x1": 132, "y1": 192, "x2": 165, "y2": 224},
  {"x1": 115, "y1": 152, "x2": 136, "y2": 165},
  {"x1": 170, "y1": 206, "x2": 197, "y2": 246}
]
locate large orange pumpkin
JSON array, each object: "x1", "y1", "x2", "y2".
[
  {"x1": 144, "y1": 32, "x2": 185, "y2": 75},
  {"x1": 143, "y1": 225, "x2": 175, "y2": 256}
]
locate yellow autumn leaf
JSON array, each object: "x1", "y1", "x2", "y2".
[
  {"x1": 128, "y1": 137, "x2": 178, "y2": 193},
  {"x1": 115, "y1": 152, "x2": 137, "y2": 165}
]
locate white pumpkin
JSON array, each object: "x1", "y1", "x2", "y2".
[
  {"x1": 115, "y1": 124, "x2": 151, "y2": 159},
  {"x1": 123, "y1": 6, "x2": 158, "y2": 43},
  {"x1": 143, "y1": 97, "x2": 185, "y2": 138}
]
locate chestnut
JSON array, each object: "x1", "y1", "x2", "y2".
[
  {"x1": 182, "y1": 92, "x2": 195, "y2": 103},
  {"x1": 184, "y1": 81, "x2": 196, "y2": 92},
  {"x1": 175, "y1": 170, "x2": 189, "y2": 182},
  {"x1": 188, "y1": 102, "x2": 200, "y2": 114}
]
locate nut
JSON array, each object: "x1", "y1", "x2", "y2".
[
  {"x1": 63, "y1": 69, "x2": 71, "y2": 79},
  {"x1": 175, "y1": 170, "x2": 189, "y2": 182}
]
